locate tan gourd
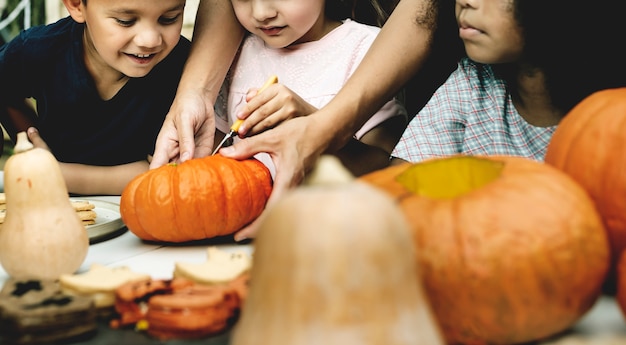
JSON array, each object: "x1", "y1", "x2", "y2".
[
  {"x1": 0, "y1": 132, "x2": 89, "y2": 279},
  {"x1": 231, "y1": 156, "x2": 444, "y2": 345}
]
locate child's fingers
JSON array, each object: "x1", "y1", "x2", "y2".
[
  {"x1": 237, "y1": 91, "x2": 276, "y2": 134},
  {"x1": 26, "y1": 127, "x2": 51, "y2": 151}
]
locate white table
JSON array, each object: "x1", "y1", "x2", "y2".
[
  {"x1": 0, "y1": 196, "x2": 625, "y2": 344},
  {"x1": 0, "y1": 195, "x2": 253, "y2": 284}
]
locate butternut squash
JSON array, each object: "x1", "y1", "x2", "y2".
[
  {"x1": 231, "y1": 156, "x2": 444, "y2": 345},
  {"x1": 0, "y1": 132, "x2": 89, "y2": 279}
]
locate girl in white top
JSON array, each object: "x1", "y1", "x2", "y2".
[{"x1": 215, "y1": 0, "x2": 407, "y2": 177}]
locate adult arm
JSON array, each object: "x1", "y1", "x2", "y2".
[
  {"x1": 221, "y1": 0, "x2": 446, "y2": 241},
  {"x1": 150, "y1": 0, "x2": 244, "y2": 168}
]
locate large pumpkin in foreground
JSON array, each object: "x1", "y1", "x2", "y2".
[
  {"x1": 120, "y1": 155, "x2": 272, "y2": 243},
  {"x1": 545, "y1": 87, "x2": 626, "y2": 291},
  {"x1": 360, "y1": 155, "x2": 609, "y2": 345}
]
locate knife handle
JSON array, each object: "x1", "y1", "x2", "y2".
[
  {"x1": 230, "y1": 119, "x2": 244, "y2": 132},
  {"x1": 229, "y1": 75, "x2": 278, "y2": 132},
  {"x1": 257, "y1": 75, "x2": 278, "y2": 94}
]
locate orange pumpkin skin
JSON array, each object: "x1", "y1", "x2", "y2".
[
  {"x1": 360, "y1": 155, "x2": 609, "y2": 345},
  {"x1": 545, "y1": 88, "x2": 626, "y2": 283},
  {"x1": 120, "y1": 155, "x2": 272, "y2": 242}
]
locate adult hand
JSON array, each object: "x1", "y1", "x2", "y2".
[
  {"x1": 149, "y1": 89, "x2": 217, "y2": 169},
  {"x1": 219, "y1": 116, "x2": 330, "y2": 241}
]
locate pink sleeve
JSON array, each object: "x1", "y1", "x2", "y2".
[{"x1": 354, "y1": 98, "x2": 407, "y2": 140}]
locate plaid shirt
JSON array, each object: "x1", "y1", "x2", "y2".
[{"x1": 393, "y1": 58, "x2": 556, "y2": 162}]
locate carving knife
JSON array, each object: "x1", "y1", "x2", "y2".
[{"x1": 212, "y1": 75, "x2": 279, "y2": 155}]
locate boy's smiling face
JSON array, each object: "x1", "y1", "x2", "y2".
[{"x1": 68, "y1": 0, "x2": 185, "y2": 79}]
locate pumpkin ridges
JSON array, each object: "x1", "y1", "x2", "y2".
[
  {"x1": 494, "y1": 158, "x2": 605, "y2": 338},
  {"x1": 544, "y1": 93, "x2": 609, "y2": 168},
  {"x1": 120, "y1": 172, "x2": 159, "y2": 242},
  {"x1": 233, "y1": 159, "x2": 272, "y2": 228},
  {"x1": 145, "y1": 167, "x2": 181, "y2": 242},
  {"x1": 168, "y1": 162, "x2": 193, "y2": 241},
  {"x1": 545, "y1": 88, "x2": 626, "y2": 284},
  {"x1": 218, "y1": 158, "x2": 246, "y2": 235},
  {"x1": 203, "y1": 157, "x2": 230, "y2": 238},
  {"x1": 359, "y1": 155, "x2": 609, "y2": 344},
  {"x1": 232, "y1": 161, "x2": 259, "y2": 227},
  {"x1": 476, "y1": 162, "x2": 605, "y2": 338},
  {"x1": 121, "y1": 155, "x2": 273, "y2": 243},
  {"x1": 173, "y1": 159, "x2": 207, "y2": 241},
  {"x1": 215, "y1": 157, "x2": 272, "y2": 235}
]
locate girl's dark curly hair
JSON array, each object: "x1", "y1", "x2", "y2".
[
  {"x1": 326, "y1": 0, "x2": 399, "y2": 27},
  {"x1": 508, "y1": 0, "x2": 626, "y2": 113}
]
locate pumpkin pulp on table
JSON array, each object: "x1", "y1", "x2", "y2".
[{"x1": 360, "y1": 155, "x2": 610, "y2": 345}]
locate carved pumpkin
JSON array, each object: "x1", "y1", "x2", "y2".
[
  {"x1": 544, "y1": 87, "x2": 626, "y2": 291},
  {"x1": 360, "y1": 155, "x2": 609, "y2": 345},
  {"x1": 120, "y1": 155, "x2": 272, "y2": 243},
  {"x1": 232, "y1": 156, "x2": 444, "y2": 345}
]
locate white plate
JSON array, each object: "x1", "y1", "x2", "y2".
[{"x1": 69, "y1": 198, "x2": 127, "y2": 244}]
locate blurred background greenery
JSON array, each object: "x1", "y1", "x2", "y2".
[
  {"x1": 0, "y1": 0, "x2": 46, "y2": 163},
  {"x1": 0, "y1": 0, "x2": 46, "y2": 44}
]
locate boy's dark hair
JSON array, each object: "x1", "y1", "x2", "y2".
[
  {"x1": 326, "y1": 0, "x2": 399, "y2": 27},
  {"x1": 505, "y1": 0, "x2": 626, "y2": 113}
]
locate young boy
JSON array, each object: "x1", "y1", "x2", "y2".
[{"x1": 0, "y1": 0, "x2": 189, "y2": 195}]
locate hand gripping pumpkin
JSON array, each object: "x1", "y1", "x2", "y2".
[
  {"x1": 120, "y1": 155, "x2": 272, "y2": 242},
  {"x1": 545, "y1": 87, "x2": 626, "y2": 292},
  {"x1": 360, "y1": 155, "x2": 609, "y2": 345}
]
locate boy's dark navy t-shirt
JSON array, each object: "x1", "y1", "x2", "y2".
[{"x1": 0, "y1": 17, "x2": 191, "y2": 166}]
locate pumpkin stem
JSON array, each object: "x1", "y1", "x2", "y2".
[
  {"x1": 304, "y1": 155, "x2": 354, "y2": 186},
  {"x1": 13, "y1": 131, "x2": 34, "y2": 154},
  {"x1": 396, "y1": 156, "x2": 504, "y2": 199}
]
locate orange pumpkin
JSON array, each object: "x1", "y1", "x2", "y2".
[
  {"x1": 120, "y1": 155, "x2": 272, "y2": 243},
  {"x1": 360, "y1": 155, "x2": 609, "y2": 345},
  {"x1": 545, "y1": 87, "x2": 626, "y2": 290}
]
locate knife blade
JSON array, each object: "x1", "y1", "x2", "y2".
[{"x1": 212, "y1": 75, "x2": 279, "y2": 155}]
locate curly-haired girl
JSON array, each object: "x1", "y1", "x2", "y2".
[{"x1": 393, "y1": 0, "x2": 626, "y2": 162}]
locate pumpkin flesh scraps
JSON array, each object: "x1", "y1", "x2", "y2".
[{"x1": 396, "y1": 156, "x2": 504, "y2": 199}]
